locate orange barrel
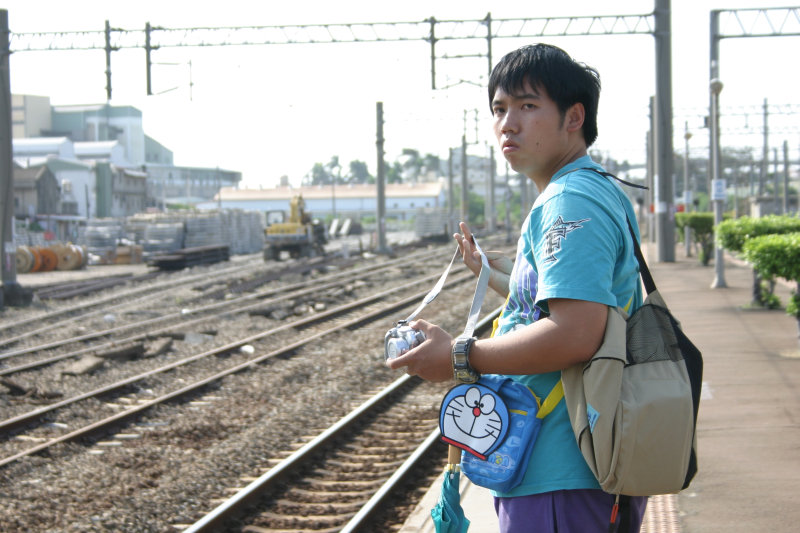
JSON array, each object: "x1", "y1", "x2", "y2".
[
  {"x1": 15, "y1": 246, "x2": 34, "y2": 274},
  {"x1": 55, "y1": 243, "x2": 82, "y2": 270},
  {"x1": 37, "y1": 247, "x2": 59, "y2": 272},
  {"x1": 29, "y1": 247, "x2": 43, "y2": 272}
]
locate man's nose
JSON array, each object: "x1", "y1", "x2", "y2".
[{"x1": 499, "y1": 110, "x2": 518, "y2": 134}]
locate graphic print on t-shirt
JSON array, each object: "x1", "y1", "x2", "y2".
[{"x1": 542, "y1": 215, "x2": 590, "y2": 264}]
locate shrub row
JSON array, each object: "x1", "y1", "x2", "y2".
[{"x1": 713, "y1": 215, "x2": 800, "y2": 321}]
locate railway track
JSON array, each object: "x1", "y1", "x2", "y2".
[
  {"x1": 0, "y1": 253, "x2": 327, "y2": 348},
  {"x1": 0, "y1": 247, "x2": 455, "y2": 377},
  {"x1": 0, "y1": 237, "x2": 511, "y2": 532},
  {"x1": 0, "y1": 255, "x2": 265, "y2": 342},
  {"x1": 0, "y1": 249, "x2": 481, "y2": 467},
  {"x1": 181, "y1": 310, "x2": 499, "y2": 532}
]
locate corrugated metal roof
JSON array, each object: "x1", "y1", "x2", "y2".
[
  {"x1": 74, "y1": 141, "x2": 119, "y2": 155},
  {"x1": 44, "y1": 158, "x2": 93, "y2": 172},
  {"x1": 217, "y1": 182, "x2": 443, "y2": 201},
  {"x1": 120, "y1": 168, "x2": 147, "y2": 179},
  {"x1": 12, "y1": 137, "x2": 70, "y2": 153},
  {"x1": 13, "y1": 164, "x2": 47, "y2": 185}
]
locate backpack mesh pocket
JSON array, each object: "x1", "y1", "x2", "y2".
[{"x1": 626, "y1": 304, "x2": 682, "y2": 364}]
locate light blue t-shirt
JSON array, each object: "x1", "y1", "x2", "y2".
[{"x1": 493, "y1": 156, "x2": 643, "y2": 497}]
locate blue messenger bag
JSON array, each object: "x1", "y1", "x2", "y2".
[{"x1": 439, "y1": 374, "x2": 563, "y2": 492}]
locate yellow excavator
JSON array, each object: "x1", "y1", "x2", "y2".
[{"x1": 263, "y1": 195, "x2": 327, "y2": 260}]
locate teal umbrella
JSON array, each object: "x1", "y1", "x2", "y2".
[{"x1": 431, "y1": 445, "x2": 470, "y2": 533}]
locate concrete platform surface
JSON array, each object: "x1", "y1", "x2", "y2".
[{"x1": 400, "y1": 245, "x2": 800, "y2": 532}]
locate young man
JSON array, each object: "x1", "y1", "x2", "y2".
[{"x1": 386, "y1": 44, "x2": 648, "y2": 532}]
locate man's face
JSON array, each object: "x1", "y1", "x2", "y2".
[{"x1": 491, "y1": 82, "x2": 569, "y2": 180}]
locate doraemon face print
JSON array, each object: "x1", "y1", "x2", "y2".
[{"x1": 439, "y1": 382, "x2": 510, "y2": 460}]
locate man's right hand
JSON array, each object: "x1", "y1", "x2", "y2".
[{"x1": 454, "y1": 222, "x2": 513, "y2": 296}]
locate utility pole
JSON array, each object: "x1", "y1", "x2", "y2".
[
  {"x1": 783, "y1": 140, "x2": 789, "y2": 215},
  {"x1": 460, "y1": 134, "x2": 468, "y2": 223},
  {"x1": 104, "y1": 20, "x2": 114, "y2": 101},
  {"x1": 1, "y1": 10, "x2": 15, "y2": 300},
  {"x1": 773, "y1": 147, "x2": 779, "y2": 212},
  {"x1": 709, "y1": 77, "x2": 726, "y2": 289},
  {"x1": 448, "y1": 147, "x2": 455, "y2": 235},
  {"x1": 709, "y1": 11, "x2": 726, "y2": 289},
  {"x1": 647, "y1": 98, "x2": 656, "y2": 243},
  {"x1": 504, "y1": 162, "x2": 512, "y2": 243},
  {"x1": 654, "y1": 0, "x2": 675, "y2": 262},
  {"x1": 683, "y1": 122, "x2": 692, "y2": 257},
  {"x1": 0, "y1": 10, "x2": 31, "y2": 307},
  {"x1": 375, "y1": 102, "x2": 389, "y2": 254},
  {"x1": 486, "y1": 145, "x2": 496, "y2": 234},
  {"x1": 520, "y1": 172, "x2": 529, "y2": 218},
  {"x1": 760, "y1": 98, "x2": 768, "y2": 197}
]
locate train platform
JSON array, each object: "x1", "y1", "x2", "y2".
[{"x1": 401, "y1": 244, "x2": 800, "y2": 532}]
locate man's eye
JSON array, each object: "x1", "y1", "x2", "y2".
[{"x1": 493, "y1": 108, "x2": 505, "y2": 116}]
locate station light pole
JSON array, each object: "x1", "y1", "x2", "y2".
[{"x1": 710, "y1": 78, "x2": 727, "y2": 289}]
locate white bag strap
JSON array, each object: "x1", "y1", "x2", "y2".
[
  {"x1": 401, "y1": 238, "x2": 491, "y2": 339},
  {"x1": 462, "y1": 237, "x2": 491, "y2": 337},
  {"x1": 403, "y1": 247, "x2": 459, "y2": 323}
]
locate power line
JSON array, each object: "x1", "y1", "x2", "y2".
[
  {"x1": 8, "y1": 12, "x2": 655, "y2": 98},
  {"x1": 715, "y1": 7, "x2": 800, "y2": 39},
  {"x1": 10, "y1": 14, "x2": 655, "y2": 51}
]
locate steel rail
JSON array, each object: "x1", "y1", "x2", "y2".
[
  {"x1": 0, "y1": 255, "x2": 265, "y2": 342},
  {"x1": 0, "y1": 271, "x2": 476, "y2": 466},
  {"x1": 183, "y1": 307, "x2": 500, "y2": 532},
  {"x1": 0, "y1": 259, "x2": 320, "y2": 353},
  {"x1": 35, "y1": 272, "x2": 160, "y2": 300},
  {"x1": 182, "y1": 374, "x2": 420, "y2": 532},
  {"x1": 0, "y1": 256, "x2": 308, "y2": 353},
  {"x1": 0, "y1": 246, "x2": 452, "y2": 366},
  {"x1": 339, "y1": 307, "x2": 498, "y2": 532}
]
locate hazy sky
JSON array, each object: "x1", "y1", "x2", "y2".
[{"x1": 3, "y1": 1, "x2": 798, "y2": 187}]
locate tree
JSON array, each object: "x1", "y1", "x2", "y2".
[
  {"x1": 348, "y1": 160, "x2": 373, "y2": 184},
  {"x1": 386, "y1": 161, "x2": 403, "y2": 184},
  {"x1": 399, "y1": 148, "x2": 422, "y2": 182},
  {"x1": 422, "y1": 153, "x2": 442, "y2": 180},
  {"x1": 397, "y1": 149, "x2": 442, "y2": 183},
  {"x1": 326, "y1": 156, "x2": 342, "y2": 185},
  {"x1": 307, "y1": 162, "x2": 332, "y2": 186}
]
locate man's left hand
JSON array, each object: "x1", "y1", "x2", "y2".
[{"x1": 385, "y1": 319, "x2": 454, "y2": 382}]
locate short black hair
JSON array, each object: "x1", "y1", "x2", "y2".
[{"x1": 488, "y1": 44, "x2": 601, "y2": 146}]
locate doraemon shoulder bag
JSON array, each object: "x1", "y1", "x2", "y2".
[{"x1": 439, "y1": 374, "x2": 563, "y2": 492}]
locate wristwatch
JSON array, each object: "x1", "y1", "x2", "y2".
[{"x1": 452, "y1": 335, "x2": 480, "y2": 384}]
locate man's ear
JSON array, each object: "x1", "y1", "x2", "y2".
[{"x1": 565, "y1": 103, "x2": 585, "y2": 133}]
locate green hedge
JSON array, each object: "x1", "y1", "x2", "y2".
[
  {"x1": 675, "y1": 212, "x2": 715, "y2": 236},
  {"x1": 742, "y1": 232, "x2": 800, "y2": 318},
  {"x1": 716, "y1": 215, "x2": 800, "y2": 252},
  {"x1": 675, "y1": 212, "x2": 716, "y2": 265}
]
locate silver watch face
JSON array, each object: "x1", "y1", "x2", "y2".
[
  {"x1": 452, "y1": 339, "x2": 469, "y2": 367},
  {"x1": 452, "y1": 337, "x2": 478, "y2": 383}
]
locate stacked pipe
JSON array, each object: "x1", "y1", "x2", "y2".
[{"x1": 16, "y1": 244, "x2": 88, "y2": 273}]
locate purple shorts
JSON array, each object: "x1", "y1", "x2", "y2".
[{"x1": 494, "y1": 489, "x2": 648, "y2": 533}]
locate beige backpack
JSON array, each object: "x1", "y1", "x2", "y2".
[{"x1": 562, "y1": 219, "x2": 703, "y2": 497}]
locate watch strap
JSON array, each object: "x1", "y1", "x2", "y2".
[{"x1": 452, "y1": 335, "x2": 480, "y2": 383}]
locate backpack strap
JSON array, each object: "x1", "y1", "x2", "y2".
[
  {"x1": 625, "y1": 216, "x2": 656, "y2": 295},
  {"x1": 579, "y1": 167, "x2": 648, "y2": 190},
  {"x1": 577, "y1": 166, "x2": 657, "y2": 296},
  {"x1": 536, "y1": 379, "x2": 564, "y2": 419}
]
